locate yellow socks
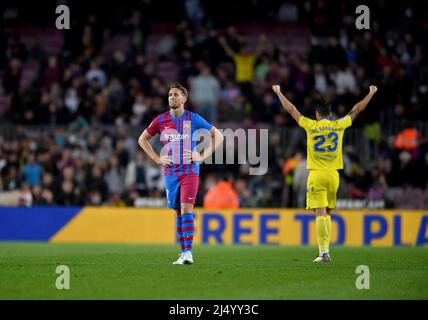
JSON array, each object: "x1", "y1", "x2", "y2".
[
  {"x1": 325, "y1": 215, "x2": 332, "y2": 252},
  {"x1": 316, "y1": 216, "x2": 328, "y2": 253}
]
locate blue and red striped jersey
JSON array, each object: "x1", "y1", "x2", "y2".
[{"x1": 145, "y1": 110, "x2": 213, "y2": 176}]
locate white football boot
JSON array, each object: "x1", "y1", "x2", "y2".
[
  {"x1": 313, "y1": 252, "x2": 331, "y2": 263},
  {"x1": 172, "y1": 253, "x2": 185, "y2": 265},
  {"x1": 182, "y1": 251, "x2": 194, "y2": 265}
]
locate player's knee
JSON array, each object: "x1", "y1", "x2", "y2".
[
  {"x1": 174, "y1": 209, "x2": 181, "y2": 217},
  {"x1": 181, "y1": 203, "x2": 194, "y2": 213},
  {"x1": 314, "y1": 208, "x2": 327, "y2": 216}
]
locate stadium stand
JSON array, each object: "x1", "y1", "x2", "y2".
[{"x1": 0, "y1": 0, "x2": 427, "y2": 208}]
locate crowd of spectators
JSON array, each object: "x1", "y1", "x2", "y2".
[{"x1": 0, "y1": 0, "x2": 427, "y2": 208}]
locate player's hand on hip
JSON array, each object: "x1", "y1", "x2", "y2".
[
  {"x1": 159, "y1": 155, "x2": 172, "y2": 166},
  {"x1": 272, "y1": 85, "x2": 281, "y2": 95},
  {"x1": 369, "y1": 85, "x2": 378, "y2": 95},
  {"x1": 192, "y1": 151, "x2": 204, "y2": 164},
  {"x1": 184, "y1": 149, "x2": 203, "y2": 164}
]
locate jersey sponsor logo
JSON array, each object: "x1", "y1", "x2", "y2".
[{"x1": 163, "y1": 133, "x2": 190, "y2": 142}]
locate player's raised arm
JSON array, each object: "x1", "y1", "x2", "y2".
[
  {"x1": 138, "y1": 130, "x2": 172, "y2": 167},
  {"x1": 348, "y1": 85, "x2": 378, "y2": 121},
  {"x1": 272, "y1": 85, "x2": 302, "y2": 123}
]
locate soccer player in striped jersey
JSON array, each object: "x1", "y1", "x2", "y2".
[
  {"x1": 138, "y1": 83, "x2": 224, "y2": 265},
  {"x1": 272, "y1": 84, "x2": 378, "y2": 262}
]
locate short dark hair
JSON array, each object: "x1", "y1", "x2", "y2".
[
  {"x1": 169, "y1": 83, "x2": 188, "y2": 97},
  {"x1": 315, "y1": 101, "x2": 331, "y2": 117}
]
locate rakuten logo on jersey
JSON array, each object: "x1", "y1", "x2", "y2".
[{"x1": 164, "y1": 133, "x2": 190, "y2": 142}]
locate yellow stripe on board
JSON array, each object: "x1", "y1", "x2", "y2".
[
  {"x1": 49, "y1": 208, "x2": 428, "y2": 246},
  {"x1": 50, "y1": 207, "x2": 175, "y2": 243}
]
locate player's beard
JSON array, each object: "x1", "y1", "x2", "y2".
[
  {"x1": 169, "y1": 101, "x2": 183, "y2": 110},
  {"x1": 168, "y1": 100, "x2": 180, "y2": 109}
]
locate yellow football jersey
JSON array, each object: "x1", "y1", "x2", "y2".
[{"x1": 298, "y1": 115, "x2": 352, "y2": 170}]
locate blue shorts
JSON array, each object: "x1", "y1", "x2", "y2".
[{"x1": 164, "y1": 174, "x2": 199, "y2": 209}]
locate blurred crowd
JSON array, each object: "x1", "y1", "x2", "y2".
[
  {"x1": 0, "y1": 0, "x2": 427, "y2": 208},
  {"x1": 0, "y1": 125, "x2": 165, "y2": 206}
]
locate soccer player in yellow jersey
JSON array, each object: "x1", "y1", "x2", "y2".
[{"x1": 272, "y1": 84, "x2": 378, "y2": 262}]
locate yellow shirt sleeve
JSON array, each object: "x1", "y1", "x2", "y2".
[
  {"x1": 336, "y1": 115, "x2": 352, "y2": 129},
  {"x1": 298, "y1": 116, "x2": 316, "y2": 131}
]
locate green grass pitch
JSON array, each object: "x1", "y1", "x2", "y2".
[{"x1": 1, "y1": 243, "x2": 427, "y2": 299}]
